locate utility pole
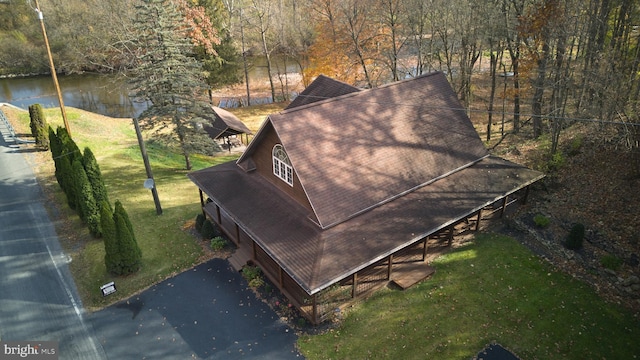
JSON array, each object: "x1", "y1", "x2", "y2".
[
  {"x1": 133, "y1": 117, "x2": 163, "y2": 215},
  {"x1": 33, "y1": 0, "x2": 71, "y2": 137}
]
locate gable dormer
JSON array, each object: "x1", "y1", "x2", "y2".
[{"x1": 236, "y1": 119, "x2": 315, "y2": 218}]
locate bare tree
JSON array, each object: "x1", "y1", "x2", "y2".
[
  {"x1": 247, "y1": 0, "x2": 278, "y2": 101},
  {"x1": 337, "y1": 0, "x2": 378, "y2": 87},
  {"x1": 376, "y1": 0, "x2": 407, "y2": 81},
  {"x1": 404, "y1": 0, "x2": 435, "y2": 77}
]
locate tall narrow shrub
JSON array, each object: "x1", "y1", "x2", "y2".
[
  {"x1": 195, "y1": 213, "x2": 205, "y2": 233},
  {"x1": 200, "y1": 219, "x2": 215, "y2": 240},
  {"x1": 54, "y1": 127, "x2": 81, "y2": 209},
  {"x1": 59, "y1": 156, "x2": 76, "y2": 210},
  {"x1": 28, "y1": 103, "x2": 49, "y2": 150},
  {"x1": 73, "y1": 159, "x2": 100, "y2": 236},
  {"x1": 114, "y1": 200, "x2": 142, "y2": 275},
  {"x1": 82, "y1": 147, "x2": 110, "y2": 208},
  {"x1": 28, "y1": 104, "x2": 40, "y2": 137},
  {"x1": 57, "y1": 127, "x2": 80, "y2": 164},
  {"x1": 49, "y1": 127, "x2": 63, "y2": 187},
  {"x1": 565, "y1": 223, "x2": 586, "y2": 250},
  {"x1": 100, "y1": 201, "x2": 121, "y2": 275}
]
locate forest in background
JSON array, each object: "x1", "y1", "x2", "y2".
[{"x1": 1, "y1": 0, "x2": 639, "y2": 158}]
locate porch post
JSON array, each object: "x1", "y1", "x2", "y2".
[
  {"x1": 198, "y1": 189, "x2": 205, "y2": 217},
  {"x1": 252, "y1": 241, "x2": 257, "y2": 261},
  {"x1": 501, "y1": 195, "x2": 509, "y2": 218},
  {"x1": 235, "y1": 223, "x2": 240, "y2": 243},
  {"x1": 523, "y1": 185, "x2": 531, "y2": 205},
  {"x1": 312, "y1": 294, "x2": 317, "y2": 324},
  {"x1": 216, "y1": 205, "x2": 221, "y2": 224},
  {"x1": 351, "y1": 273, "x2": 358, "y2": 298},
  {"x1": 475, "y1": 209, "x2": 482, "y2": 231},
  {"x1": 387, "y1": 255, "x2": 393, "y2": 280},
  {"x1": 422, "y1": 237, "x2": 429, "y2": 261},
  {"x1": 447, "y1": 225, "x2": 454, "y2": 246}
]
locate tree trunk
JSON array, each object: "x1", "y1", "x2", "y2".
[
  {"x1": 487, "y1": 45, "x2": 500, "y2": 142},
  {"x1": 261, "y1": 30, "x2": 277, "y2": 102},
  {"x1": 240, "y1": 8, "x2": 251, "y2": 106},
  {"x1": 509, "y1": 46, "x2": 521, "y2": 134}
]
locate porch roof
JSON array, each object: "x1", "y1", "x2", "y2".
[{"x1": 188, "y1": 155, "x2": 544, "y2": 295}]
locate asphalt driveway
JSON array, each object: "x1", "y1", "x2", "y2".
[{"x1": 89, "y1": 258, "x2": 303, "y2": 359}]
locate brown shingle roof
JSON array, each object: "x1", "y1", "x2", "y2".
[
  {"x1": 203, "y1": 106, "x2": 252, "y2": 139},
  {"x1": 285, "y1": 74, "x2": 361, "y2": 110},
  {"x1": 188, "y1": 155, "x2": 544, "y2": 294},
  {"x1": 189, "y1": 71, "x2": 545, "y2": 295},
  {"x1": 270, "y1": 72, "x2": 489, "y2": 228}
]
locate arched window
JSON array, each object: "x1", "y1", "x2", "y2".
[{"x1": 272, "y1": 144, "x2": 293, "y2": 186}]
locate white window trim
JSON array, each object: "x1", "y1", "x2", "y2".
[{"x1": 272, "y1": 144, "x2": 293, "y2": 186}]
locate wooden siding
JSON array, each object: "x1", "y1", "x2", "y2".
[
  {"x1": 249, "y1": 122, "x2": 314, "y2": 213},
  {"x1": 218, "y1": 207, "x2": 238, "y2": 244}
]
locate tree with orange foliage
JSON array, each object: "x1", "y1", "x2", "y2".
[
  {"x1": 304, "y1": 0, "x2": 386, "y2": 88},
  {"x1": 176, "y1": 0, "x2": 220, "y2": 56},
  {"x1": 303, "y1": 0, "x2": 355, "y2": 85}
]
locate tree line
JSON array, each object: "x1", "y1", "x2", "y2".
[{"x1": 2, "y1": 0, "x2": 639, "y2": 156}]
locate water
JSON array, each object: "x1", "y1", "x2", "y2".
[
  {"x1": 0, "y1": 56, "x2": 303, "y2": 118},
  {"x1": 0, "y1": 73, "x2": 145, "y2": 118}
]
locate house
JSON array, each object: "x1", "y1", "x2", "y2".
[
  {"x1": 202, "y1": 106, "x2": 253, "y2": 150},
  {"x1": 188, "y1": 72, "x2": 544, "y2": 324}
]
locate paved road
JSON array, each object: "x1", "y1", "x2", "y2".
[
  {"x1": 0, "y1": 111, "x2": 302, "y2": 359},
  {"x1": 0, "y1": 116, "x2": 106, "y2": 358}
]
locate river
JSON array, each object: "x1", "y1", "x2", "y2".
[
  {"x1": 1, "y1": 73, "x2": 146, "y2": 118},
  {"x1": 0, "y1": 57, "x2": 302, "y2": 118}
]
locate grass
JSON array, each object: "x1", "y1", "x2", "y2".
[
  {"x1": 298, "y1": 233, "x2": 640, "y2": 359},
  {"x1": 3, "y1": 104, "x2": 278, "y2": 310},
  {"x1": 230, "y1": 103, "x2": 284, "y2": 131},
  {"x1": 7, "y1": 103, "x2": 639, "y2": 359}
]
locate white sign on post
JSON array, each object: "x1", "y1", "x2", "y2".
[{"x1": 100, "y1": 281, "x2": 116, "y2": 297}]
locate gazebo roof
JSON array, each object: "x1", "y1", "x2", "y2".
[{"x1": 203, "y1": 106, "x2": 252, "y2": 139}]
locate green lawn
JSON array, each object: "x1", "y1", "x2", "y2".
[
  {"x1": 298, "y1": 233, "x2": 640, "y2": 359},
  {"x1": 7, "y1": 105, "x2": 639, "y2": 359},
  {"x1": 5, "y1": 104, "x2": 277, "y2": 309}
]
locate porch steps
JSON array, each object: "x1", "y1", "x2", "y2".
[
  {"x1": 228, "y1": 246, "x2": 252, "y2": 272},
  {"x1": 390, "y1": 262, "x2": 436, "y2": 290}
]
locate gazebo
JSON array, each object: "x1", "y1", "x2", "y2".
[{"x1": 202, "y1": 106, "x2": 252, "y2": 151}]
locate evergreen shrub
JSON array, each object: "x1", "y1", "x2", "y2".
[
  {"x1": 195, "y1": 213, "x2": 205, "y2": 233},
  {"x1": 114, "y1": 200, "x2": 142, "y2": 275},
  {"x1": 28, "y1": 103, "x2": 49, "y2": 150},
  {"x1": 82, "y1": 147, "x2": 110, "y2": 208},
  {"x1": 100, "y1": 201, "x2": 121, "y2": 275},
  {"x1": 565, "y1": 223, "x2": 585, "y2": 250},
  {"x1": 201, "y1": 219, "x2": 215, "y2": 240}
]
